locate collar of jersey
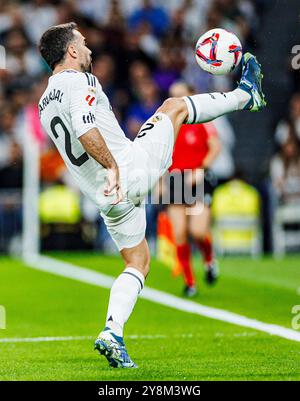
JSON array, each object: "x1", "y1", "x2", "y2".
[{"x1": 50, "y1": 69, "x2": 79, "y2": 78}]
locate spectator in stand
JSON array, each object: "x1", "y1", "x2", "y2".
[
  {"x1": 0, "y1": 106, "x2": 23, "y2": 188},
  {"x1": 92, "y1": 54, "x2": 117, "y2": 102},
  {"x1": 290, "y1": 93, "x2": 300, "y2": 139},
  {"x1": 212, "y1": 0, "x2": 253, "y2": 46},
  {"x1": 166, "y1": 0, "x2": 212, "y2": 42},
  {"x1": 129, "y1": 60, "x2": 152, "y2": 88},
  {"x1": 275, "y1": 93, "x2": 300, "y2": 146},
  {"x1": 21, "y1": 0, "x2": 59, "y2": 44},
  {"x1": 75, "y1": 0, "x2": 141, "y2": 25},
  {"x1": 133, "y1": 19, "x2": 160, "y2": 59},
  {"x1": 0, "y1": 1, "x2": 23, "y2": 35},
  {"x1": 119, "y1": 30, "x2": 156, "y2": 79},
  {"x1": 153, "y1": 47, "x2": 182, "y2": 96},
  {"x1": 105, "y1": 0, "x2": 126, "y2": 29},
  {"x1": 75, "y1": 0, "x2": 109, "y2": 24},
  {"x1": 4, "y1": 27, "x2": 44, "y2": 78},
  {"x1": 125, "y1": 78, "x2": 161, "y2": 140},
  {"x1": 270, "y1": 126, "x2": 300, "y2": 206},
  {"x1": 128, "y1": 0, "x2": 170, "y2": 38},
  {"x1": 127, "y1": 60, "x2": 152, "y2": 104}
]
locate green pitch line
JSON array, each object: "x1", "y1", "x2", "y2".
[{"x1": 0, "y1": 255, "x2": 299, "y2": 380}]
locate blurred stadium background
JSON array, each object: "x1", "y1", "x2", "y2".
[
  {"x1": 0, "y1": 0, "x2": 300, "y2": 257},
  {"x1": 0, "y1": 0, "x2": 300, "y2": 381}
]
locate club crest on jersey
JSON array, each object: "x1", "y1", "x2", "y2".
[
  {"x1": 85, "y1": 95, "x2": 95, "y2": 106},
  {"x1": 151, "y1": 115, "x2": 162, "y2": 123}
]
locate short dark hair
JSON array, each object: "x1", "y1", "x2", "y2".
[{"x1": 39, "y1": 22, "x2": 78, "y2": 70}]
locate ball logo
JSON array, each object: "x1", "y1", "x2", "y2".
[
  {"x1": 229, "y1": 44, "x2": 242, "y2": 70},
  {"x1": 195, "y1": 28, "x2": 242, "y2": 75},
  {"x1": 196, "y1": 33, "x2": 223, "y2": 67}
]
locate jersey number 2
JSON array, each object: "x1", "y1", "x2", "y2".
[
  {"x1": 137, "y1": 123, "x2": 154, "y2": 138},
  {"x1": 50, "y1": 116, "x2": 89, "y2": 167}
]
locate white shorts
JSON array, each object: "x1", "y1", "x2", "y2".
[{"x1": 101, "y1": 113, "x2": 174, "y2": 251}]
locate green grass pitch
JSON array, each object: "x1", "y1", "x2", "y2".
[{"x1": 0, "y1": 253, "x2": 300, "y2": 381}]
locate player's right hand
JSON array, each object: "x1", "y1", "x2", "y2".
[{"x1": 104, "y1": 167, "x2": 123, "y2": 205}]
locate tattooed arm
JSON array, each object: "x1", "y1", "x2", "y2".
[{"x1": 79, "y1": 128, "x2": 123, "y2": 204}]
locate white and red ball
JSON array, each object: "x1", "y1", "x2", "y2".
[{"x1": 195, "y1": 28, "x2": 242, "y2": 75}]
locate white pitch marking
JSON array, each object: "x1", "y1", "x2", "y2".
[
  {"x1": 22, "y1": 255, "x2": 300, "y2": 343},
  {"x1": 0, "y1": 333, "x2": 191, "y2": 344},
  {"x1": 0, "y1": 335, "x2": 93, "y2": 343},
  {"x1": 0, "y1": 331, "x2": 271, "y2": 344}
]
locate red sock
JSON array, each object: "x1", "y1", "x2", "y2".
[
  {"x1": 176, "y1": 243, "x2": 195, "y2": 287},
  {"x1": 196, "y1": 234, "x2": 214, "y2": 265}
]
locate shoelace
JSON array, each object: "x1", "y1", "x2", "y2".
[{"x1": 119, "y1": 345, "x2": 132, "y2": 363}]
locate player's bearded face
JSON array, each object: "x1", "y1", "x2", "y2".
[
  {"x1": 79, "y1": 46, "x2": 92, "y2": 73},
  {"x1": 83, "y1": 52, "x2": 92, "y2": 73},
  {"x1": 74, "y1": 31, "x2": 93, "y2": 73}
]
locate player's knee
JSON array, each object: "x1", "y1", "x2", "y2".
[
  {"x1": 140, "y1": 252, "x2": 151, "y2": 274},
  {"x1": 158, "y1": 97, "x2": 185, "y2": 114},
  {"x1": 133, "y1": 260, "x2": 150, "y2": 278},
  {"x1": 143, "y1": 254, "x2": 151, "y2": 277},
  {"x1": 162, "y1": 97, "x2": 177, "y2": 109}
]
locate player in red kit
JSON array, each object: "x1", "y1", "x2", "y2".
[{"x1": 167, "y1": 82, "x2": 221, "y2": 297}]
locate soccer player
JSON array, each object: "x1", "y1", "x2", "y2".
[
  {"x1": 38, "y1": 22, "x2": 265, "y2": 368},
  {"x1": 167, "y1": 82, "x2": 221, "y2": 297}
]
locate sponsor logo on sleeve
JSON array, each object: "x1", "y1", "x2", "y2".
[
  {"x1": 85, "y1": 95, "x2": 95, "y2": 106},
  {"x1": 82, "y1": 112, "x2": 96, "y2": 124}
]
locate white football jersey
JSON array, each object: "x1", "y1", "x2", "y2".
[{"x1": 39, "y1": 70, "x2": 133, "y2": 210}]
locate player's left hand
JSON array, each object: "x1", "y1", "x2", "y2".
[{"x1": 104, "y1": 167, "x2": 123, "y2": 205}]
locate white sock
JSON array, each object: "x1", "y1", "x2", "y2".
[
  {"x1": 105, "y1": 267, "x2": 145, "y2": 338},
  {"x1": 183, "y1": 88, "x2": 251, "y2": 124}
]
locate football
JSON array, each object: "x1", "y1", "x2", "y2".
[{"x1": 195, "y1": 28, "x2": 242, "y2": 75}]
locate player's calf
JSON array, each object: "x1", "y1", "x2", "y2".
[{"x1": 120, "y1": 238, "x2": 151, "y2": 278}]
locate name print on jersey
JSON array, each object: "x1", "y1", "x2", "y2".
[{"x1": 39, "y1": 88, "x2": 64, "y2": 115}]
